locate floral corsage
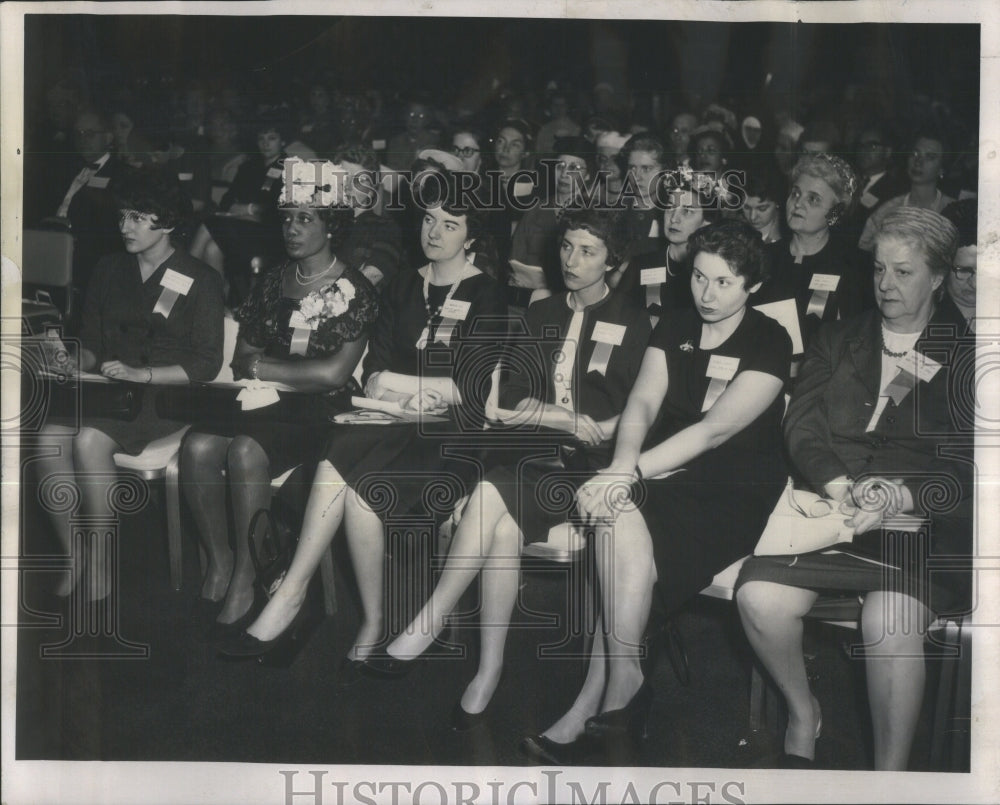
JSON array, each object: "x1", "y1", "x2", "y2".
[{"x1": 298, "y1": 277, "x2": 357, "y2": 324}]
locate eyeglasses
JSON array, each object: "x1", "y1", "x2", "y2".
[
  {"x1": 451, "y1": 146, "x2": 480, "y2": 158},
  {"x1": 951, "y1": 266, "x2": 976, "y2": 280}
]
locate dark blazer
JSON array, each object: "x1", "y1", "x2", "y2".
[
  {"x1": 785, "y1": 303, "x2": 973, "y2": 560},
  {"x1": 66, "y1": 155, "x2": 127, "y2": 291}
]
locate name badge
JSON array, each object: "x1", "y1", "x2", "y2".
[
  {"x1": 288, "y1": 310, "x2": 317, "y2": 330},
  {"x1": 177, "y1": 172, "x2": 194, "y2": 182},
  {"x1": 808, "y1": 273, "x2": 840, "y2": 292},
  {"x1": 86, "y1": 175, "x2": 110, "y2": 189},
  {"x1": 640, "y1": 267, "x2": 668, "y2": 286},
  {"x1": 371, "y1": 139, "x2": 387, "y2": 151},
  {"x1": 591, "y1": 321, "x2": 626, "y2": 346},
  {"x1": 440, "y1": 299, "x2": 471, "y2": 321},
  {"x1": 160, "y1": 269, "x2": 194, "y2": 295},
  {"x1": 266, "y1": 166, "x2": 283, "y2": 179},
  {"x1": 860, "y1": 190, "x2": 879, "y2": 209},
  {"x1": 647, "y1": 219, "x2": 660, "y2": 238},
  {"x1": 910, "y1": 352, "x2": 943, "y2": 383},
  {"x1": 706, "y1": 354, "x2": 740, "y2": 381},
  {"x1": 513, "y1": 179, "x2": 534, "y2": 198}
]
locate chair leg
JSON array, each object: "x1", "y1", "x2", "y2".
[
  {"x1": 750, "y1": 663, "x2": 766, "y2": 732},
  {"x1": 164, "y1": 453, "x2": 184, "y2": 592},
  {"x1": 319, "y1": 545, "x2": 337, "y2": 616},
  {"x1": 930, "y1": 619, "x2": 969, "y2": 770}
]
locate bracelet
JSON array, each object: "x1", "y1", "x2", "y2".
[
  {"x1": 633, "y1": 465, "x2": 644, "y2": 482},
  {"x1": 145, "y1": 367, "x2": 153, "y2": 384}
]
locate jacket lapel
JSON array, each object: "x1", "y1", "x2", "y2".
[{"x1": 848, "y1": 311, "x2": 882, "y2": 397}]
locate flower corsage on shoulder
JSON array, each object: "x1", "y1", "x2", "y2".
[{"x1": 299, "y1": 278, "x2": 357, "y2": 325}]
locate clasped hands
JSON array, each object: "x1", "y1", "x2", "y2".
[
  {"x1": 575, "y1": 465, "x2": 641, "y2": 525},
  {"x1": 99, "y1": 360, "x2": 147, "y2": 383},
  {"x1": 364, "y1": 372, "x2": 448, "y2": 415},
  {"x1": 827, "y1": 475, "x2": 912, "y2": 535}
]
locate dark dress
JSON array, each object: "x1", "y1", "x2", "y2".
[
  {"x1": 753, "y1": 233, "x2": 870, "y2": 359},
  {"x1": 189, "y1": 262, "x2": 380, "y2": 474},
  {"x1": 323, "y1": 264, "x2": 507, "y2": 521},
  {"x1": 488, "y1": 290, "x2": 652, "y2": 541},
  {"x1": 736, "y1": 304, "x2": 974, "y2": 614},
  {"x1": 71, "y1": 249, "x2": 225, "y2": 454},
  {"x1": 615, "y1": 249, "x2": 693, "y2": 319},
  {"x1": 638, "y1": 307, "x2": 791, "y2": 612}
]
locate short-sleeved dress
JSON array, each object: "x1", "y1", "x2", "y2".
[
  {"x1": 486, "y1": 290, "x2": 652, "y2": 541},
  {"x1": 190, "y1": 262, "x2": 380, "y2": 474},
  {"x1": 323, "y1": 264, "x2": 507, "y2": 522},
  {"x1": 615, "y1": 248, "x2": 693, "y2": 320},
  {"x1": 68, "y1": 249, "x2": 225, "y2": 454},
  {"x1": 638, "y1": 306, "x2": 791, "y2": 612}
]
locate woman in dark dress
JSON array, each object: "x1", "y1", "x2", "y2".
[
  {"x1": 617, "y1": 133, "x2": 669, "y2": 261},
  {"x1": 520, "y1": 220, "x2": 791, "y2": 764},
  {"x1": 615, "y1": 165, "x2": 724, "y2": 321},
  {"x1": 180, "y1": 171, "x2": 380, "y2": 634},
  {"x1": 374, "y1": 209, "x2": 652, "y2": 727},
  {"x1": 189, "y1": 112, "x2": 290, "y2": 305},
  {"x1": 217, "y1": 172, "x2": 506, "y2": 662},
  {"x1": 736, "y1": 208, "x2": 972, "y2": 770},
  {"x1": 35, "y1": 168, "x2": 224, "y2": 602},
  {"x1": 753, "y1": 153, "x2": 869, "y2": 365}
]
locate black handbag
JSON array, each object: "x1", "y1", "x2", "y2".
[{"x1": 247, "y1": 494, "x2": 301, "y2": 601}]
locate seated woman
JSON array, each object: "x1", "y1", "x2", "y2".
[
  {"x1": 217, "y1": 171, "x2": 506, "y2": 664},
  {"x1": 740, "y1": 157, "x2": 787, "y2": 246},
  {"x1": 753, "y1": 153, "x2": 870, "y2": 364},
  {"x1": 594, "y1": 130, "x2": 629, "y2": 200},
  {"x1": 189, "y1": 112, "x2": 290, "y2": 306},
  {"x1": 858, "y1": 128, "x2": 956, "y2": 253},
  {"x1": 941, "y1": 198, "x2": 977, "y2": 331},
  {"x1": 735, "y1": 208, "x2": 972, "y2": 770},
  {"x1": 614, "y1": 165, "x2": 724, "y2": 321},
  {"x1": 374, "y1": 208, "x2": 652, "y2": 726},
  {"x1": 505, "y1": 136, "x2": 597, "y2": 313},
  {"x1": 180, "y1": 171, "x2": 380, "y2": 634},
  {"x1": 521, "y1": 220, "x2": 791, "y2": 765},
  {"x1": 35, "y1": 167, "x2": 224, "y2": 602},
  {"x1": 617, "y1": 133, "x2": 670, "y2": 261}
]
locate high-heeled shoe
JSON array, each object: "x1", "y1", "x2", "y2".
[
  {"x1": 360, "y1": 649, "x2": 421, "y2": 679},
  {"x1": 584, "y1": 680, "x2": 654, "y2": 740},
  {"x1": 214, "y1": 600, "x2": 316, "y2": 666},
  {"x1": 518, "y1": 734, "x2": 597, "y2": 766},
  {"x1": 205, "y1": 600, "x2": 259, "y2": 644},
  {"x1": 449, "y1": 668, "x2": 506, "y2": 732}
]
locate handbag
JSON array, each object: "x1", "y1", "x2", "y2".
[
  {"x1": 753, "y1": 480, "x2": 856, "y2": 557},
  {"x1": 247, "y1": 493, "x2": 303, "y2": 600}
]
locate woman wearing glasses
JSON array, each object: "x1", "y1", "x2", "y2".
[{"x1": 941, "y1": 199, "x2": 977, "y2": 331}]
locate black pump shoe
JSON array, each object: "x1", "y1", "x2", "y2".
[
  {"x1": 518, "y1": 734, "x2": 597, "y2": 766},
  {"x1": 450, "y1": 699, "x2": 490, "y2": 732},
  {"x1": 215, "y1": 602, "x2": 316, "y2": 666},
  {"x1": 584, "y1": 680, "x2": 654, "y2": 740},
  {"x1": 361, "y1": 650, "x2": 421, "y2": 679}
]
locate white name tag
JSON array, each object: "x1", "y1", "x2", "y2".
[
  {"x1": 178, "y1": 172, "x2": 194, "y2": 181},
  {"x1": 266, "y1": 166, "x2": 282, "y2": 179},
  {"x1": 86, "y1": 175, "x2": 110, "y2": 189},
  {"x1": 860, "y1": 190, "x2": 879, "y2": 209},
  {"x1": 591, "y1": 321, "x2": 626, "y2": 346},
  {"x1": 640, "y1": 267, "x2": 668, "y2": 285},
  {"x1": 288, "y1": 310, "x2": 317, "y2": 330},
  {"x1": 910, "y1": 352, "x2": 943, "y2": 383},
  {"x1": 160, "y1": 269, "x2": 194, "y2": 295},
  {"x1": 648, "y1": 219, "x2": 660, "y2": 238},
  {"x1": 706, "y1": 354, "x2": 740, "y2": 381},
  {"x1": 371, "y1": 139, "x2": 387, "y2": 150},
  {"x1": 808, "y1": 273, "x2": 840, "y2": 292},
  {"x1": 440, "y1": 299, "x2": 471, "y2": 321},
  {"x1": 513, "y1": 179, "x2": 534, "y2": 198}
]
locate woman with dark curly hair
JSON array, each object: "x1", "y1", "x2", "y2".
[
  {"x1": 372, "y1": 208, "x2": 652, "y2": 727},
  {"x1": 521, "y1": 220, "x2": 791, "y2": 765},
  {"x1": 35, "y1": 166, "x2": 224, "y2": 603},
  {"x1": 181, "y1": 161, "x2": 381, "y2": 635}
]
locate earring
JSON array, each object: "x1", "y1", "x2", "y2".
[{"x1": 327, "y1": 233, "x2": 332, "y2": 239}]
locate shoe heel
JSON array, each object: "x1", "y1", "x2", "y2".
[{"x1": 258, "y1": 606, "x2": 319, "y2": 668}]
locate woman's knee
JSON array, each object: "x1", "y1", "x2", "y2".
[
  {"x1": 226, "y1": 435, "x2": 268, "y2": 474},
  {"x1": 72, "y1": 427, "x2": 119, "y2": 466},
  {"x1": 736, "y1": 580, "x2": 815, "y2": 627},
  {"x1": 860, "y1": 592, "x2": 932, "y2": 655},
  {"x1": 181, "y1": 432, "x2": 229, "y2": 471}
]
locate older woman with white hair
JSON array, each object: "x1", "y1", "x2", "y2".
[{"x1": 736, "y1": 206, "x2": 973, "y2": 770}]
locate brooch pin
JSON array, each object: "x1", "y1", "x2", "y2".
[{"x1": 680, "y1": 340, "x2": 694, "y2": 353}]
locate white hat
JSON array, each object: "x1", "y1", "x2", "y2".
[
  {"x1": 416, "y1": 148, "x2": 464, "y2": 172},
  {"x1": 595, "y1": 131, "x2": 629, "y2": 151}
]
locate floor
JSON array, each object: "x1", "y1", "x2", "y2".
[{"x1": 13, "y1": 477, "x2": 965, "y2": 771}]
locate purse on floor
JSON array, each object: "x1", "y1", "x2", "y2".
[{"x1": 247, "y1": 494, "x2": 302, "y2": 600}]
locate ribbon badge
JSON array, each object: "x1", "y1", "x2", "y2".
[
  {"x1": 641, "y1": 266, "x2": 668, "y2": 313},
  {"x1": 701, "y1": 354, "x2": 740, "y2": 412},
  {"x1": 153, "y1": 269, "x2": 194, "y2": 319},
  {"x1": 287, "y1": 309, "x2": 316, "y2": 356},
  {"x1": 432, "y1": 298, "x2": 471, "y2": 348},
  {"x1": 884, "y1": 351, "x2": 942, "y2": 407},
  {"x1": 588, "y1": 321, "x2": 627, "y2": 377},
  {"x1": 806, "y1": 273, "x2": 840, "y2": 318}
]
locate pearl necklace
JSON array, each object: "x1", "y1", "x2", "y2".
[
  {"x1": 880, "y1": 324, "x2": 913, "y2": 359},
  {"x1": 295, "y1": 256, "x2": 338, "y2": 286}
]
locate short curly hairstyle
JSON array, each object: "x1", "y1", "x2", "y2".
[
  {"x1": 876, "y1": 207, "x2": 958, "y2": 285},
  {"x1": 791, "y1": 153, "x2": 859, "y2": 221},
  {"x1": 113, "y1": 165, "x2": 192, "y2": 230},
  {"x1": 557, "y1": 207, "x2": 629, "y2": 270},
  {"x1": 687, "y1": 219, "x2": 768, "y2": 290}
]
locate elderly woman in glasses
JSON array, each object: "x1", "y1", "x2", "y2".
[
  {"x1": 736, "y1": 207, "x2": 973, "y2": 770},
  {"x1": 941, "y1": 199, "x2": 977, "y2": 331}
]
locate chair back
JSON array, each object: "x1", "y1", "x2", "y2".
[{"x1": 22, "y1": 228, "x2": 74, "y2": 288}]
